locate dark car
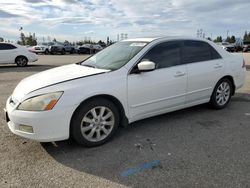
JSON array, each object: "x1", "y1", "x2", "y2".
[
  {"x1": 77, "y1": 44, "x2": 93, "y2": 54},
  {"x1": 49, "y1": 42, "x2": 75, "y2": 55},
  {"x1": 243, "y1": 41, "x2": 250, "y2": 52},
  {"x1": 219, "y1": 42, "x2": 235, "y2": 52}
]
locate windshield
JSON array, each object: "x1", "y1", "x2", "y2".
[{"x1": 80, "y1": 41, "x2": 148, "y2": 70}]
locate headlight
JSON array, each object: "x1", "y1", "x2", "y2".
[{"x1": 17, "y1": 92, "x2": 63, "y2": 111}]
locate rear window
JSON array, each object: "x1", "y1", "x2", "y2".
[{"x1": 183, "y1": 40, "x2": 221, "y2": 64}]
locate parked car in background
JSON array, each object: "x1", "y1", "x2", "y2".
[
  {"x1": 77, "y1": 44, "x2": 93, "y2": 54},
  {"x1": 49, "y1": 42, "x2": 75, "y2": 55},
  {"x1": 0, "y1": 42, "x2": 38, "y2": 66},
  {"x1": 5, "y1": 37, "x2": 245, "y2": 147},
  {"x1": 243, "y1": 41, "x2": 250, "y2": 52},
  {"x1": 29, "y1": 42, "x2": 51, "y2": 54},
  {"x1": 218, "y1": 42, "x2": 235, "y2": 52},
  {"x1": 93, "y1": 44, "x2": 103, "y2": 52},
  {"x1": 77, "y1": 44, "x2": 103, "y2": 54}
]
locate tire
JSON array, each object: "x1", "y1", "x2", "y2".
[
  {"x1": 16, "y1": 56, "x2": 28, "y2": 67},
  {"x1": 71, "y1": 98, "x2": 120, "y2": 147},
  {"x1": 61, "y1": 49, "x2": 65, "y2": 55},
  {"x1": 210, "y1": 78, "x2": 233, "y2": 109},
  {"x1": 45, "y1": 49, "x2": 49, "y2": 55}
]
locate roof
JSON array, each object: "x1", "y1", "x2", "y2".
[{"x1": 123, "y1": 36, "x2": 206, "y2": 42}]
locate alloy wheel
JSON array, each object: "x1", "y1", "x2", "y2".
[
  {"x1": 80, "y1": 106, "x2": 115, "y2": 142},
  {"x1": 216, "y1": 82, "x2": 230, "y2": 106}
]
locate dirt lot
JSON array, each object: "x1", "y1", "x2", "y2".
[{"x1": 0, "y1": 54, "x2": 250, "y2": 188}]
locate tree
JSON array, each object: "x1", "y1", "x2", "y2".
[
  {"x1": 243, "y1": 31, "x2": 248, "y2": 41},
  {"x1": 243, "y1": 31, "x2": 250, "y2": 42},
  {"x1": 214, "y1": 36, "x2": 222, "y2": 43},
  {"x1": 98, "y1": 40, "x2": 106, "y2": 47},
  {"x1": 225, "y1": 36, "x2": 231, "y2": 43},
  {"x1": 17, "y1": 32, "x2": 37, "y2": 46},
  {"x1": 230, "y1": 35, "x2": 236, "y2": 43},
  {"x1": 0, "y1": 37, "x2": 3, "y2": 42},
  {"x1": 20, "y1": 32, "x2": 25, "y2": 45}
]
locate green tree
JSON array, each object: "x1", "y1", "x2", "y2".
[
  {"x1": 243, "y1": 31, "x2": 250, "y2": 42},
  {"x1": 243, "y1": 31, "x2": 248, "y2": 41},
  {"x1": 214, "y1": 36, "x2": 222, "y2": 43},
  {"x1": 20, "y1": 32, "x2": 25, "y2": 45},
  {"x1": 0, "y1": 37, "x2": 3, "y2": 42},
  {"x1": 230, "y1": 35, "x2": 236, "y2": 43}
]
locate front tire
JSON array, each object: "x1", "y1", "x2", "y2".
[
  {"x1": 210, "y1": 78, "x2": 233, "y2": 109},
  {"x1": 71, "y1": 98, "x2": 120, "y2": 147}
]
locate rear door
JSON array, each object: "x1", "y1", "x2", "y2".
[
  {"x1": 0, "y1": 43, "x2": 18, "y2": 64},
  {"x1": 183, "y1": 40, "x2": 225, "y2": 104}
]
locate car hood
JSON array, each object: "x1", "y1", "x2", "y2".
[{"x1": 12, "y1": 64, "x2": 110, "y2": 101}]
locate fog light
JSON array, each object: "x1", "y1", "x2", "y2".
[{"x1": 19, "y1": 124, "x2": 34, "y2": 133}]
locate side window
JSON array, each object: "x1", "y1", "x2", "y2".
[
  {"x1": 183, "y1": 40, "x2": 220, "y2": 64},
  {"x1": 142, "y1": 41, "x2": 182, "y2": 69},
  {"x1": 0, "y1": 43, "x2": 17, "y2": 50},
  {"x1": 211, "y1": 46, "x2": 222, "y2": 59}
]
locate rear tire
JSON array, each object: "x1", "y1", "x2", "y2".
[
  {"x1": 16, "y1": 56, "x2": 28, "y2": 67},
  {"x1": 210, "y1": 78, "x2": 233, "y2": 109},
  {"x1": 71, "y1": 98, "x2": 120, "y2": 147}
]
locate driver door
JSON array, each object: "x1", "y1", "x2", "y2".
[{"x1": 127, "y1": 41, "x2": 187, "y2": 120}]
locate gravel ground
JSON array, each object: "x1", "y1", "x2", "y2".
[{"x1": 0, "y1": 53, "x2": 250, "y2": 188}]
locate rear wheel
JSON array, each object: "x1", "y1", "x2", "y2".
[
  {"x1": 71, "y1": 98, "x2": 120, "y2": 147},
  {"x1": 210, "y1": 78, "x2": 233, "y2": 109},
  {"x1": 16, "y1": 56, "x2": 28, "y2": 67}
]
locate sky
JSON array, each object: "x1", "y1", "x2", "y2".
[{"x1": 0, "y1": 0, "x2": 250, "y2": 43}]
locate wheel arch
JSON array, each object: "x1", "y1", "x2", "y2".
[
  {"x1": 70, "y1": 94, "x2": 129, "y2": 129},
  {"x1": 15, "y1": 55, "x2": 28, "y2": 63},
  {"x1": 216, "y1": 75, "x2": 236, "y2": 95}
]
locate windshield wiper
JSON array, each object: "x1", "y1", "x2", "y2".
[{"x1": 82, "y1": 64, "x2": 96, "y2": 68}]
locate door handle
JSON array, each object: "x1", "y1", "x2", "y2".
[
  {"x1": 174, "y1": 71, "x2": 186, "y2": 77},
  {"x1": 214, "y1": 63, "x2": 223, "y2": 68}
]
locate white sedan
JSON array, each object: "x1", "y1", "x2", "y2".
[
  {"x1": 0, "y1": 43, "x2": 38, "y2": 66},
  {"x1": 5, "y1": 37, "x2": 245, "y2": 147}
]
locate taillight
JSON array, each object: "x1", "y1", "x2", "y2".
[{"x1": 242, "y1": 59, "x2": 246, "y2": 68}]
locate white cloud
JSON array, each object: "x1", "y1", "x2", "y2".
[{"x1": 0, "y1": 0, "x2": 250, "y2": 42}]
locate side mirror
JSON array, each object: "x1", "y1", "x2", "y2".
[{"x1": 137, "y1": 61, "x2": 156, "y2": 72}]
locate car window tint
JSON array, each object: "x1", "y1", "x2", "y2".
[
  {"x1": 0, "y1": 43, "x2": 17, "y2": 50},
  {"x1": 211, "y1": 47, "x2": 221, "y2": 59},
  {"x1": 183, "y1": 40, "x2": 214, "y2": 63},
  {"x1": 142, "y1": 41, "x2": 182, "y2": 69}
]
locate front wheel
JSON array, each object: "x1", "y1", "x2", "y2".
[
  {"x1": 210, "y1": 78, "x2": 233, "y2": 109},
  {"x1": 71, "y1": 98, "x2": 120, "y2": 147}
]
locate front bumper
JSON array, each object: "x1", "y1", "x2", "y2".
[{"x1": 5, "y1": 97, "x2": 75, "y2": 142}]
